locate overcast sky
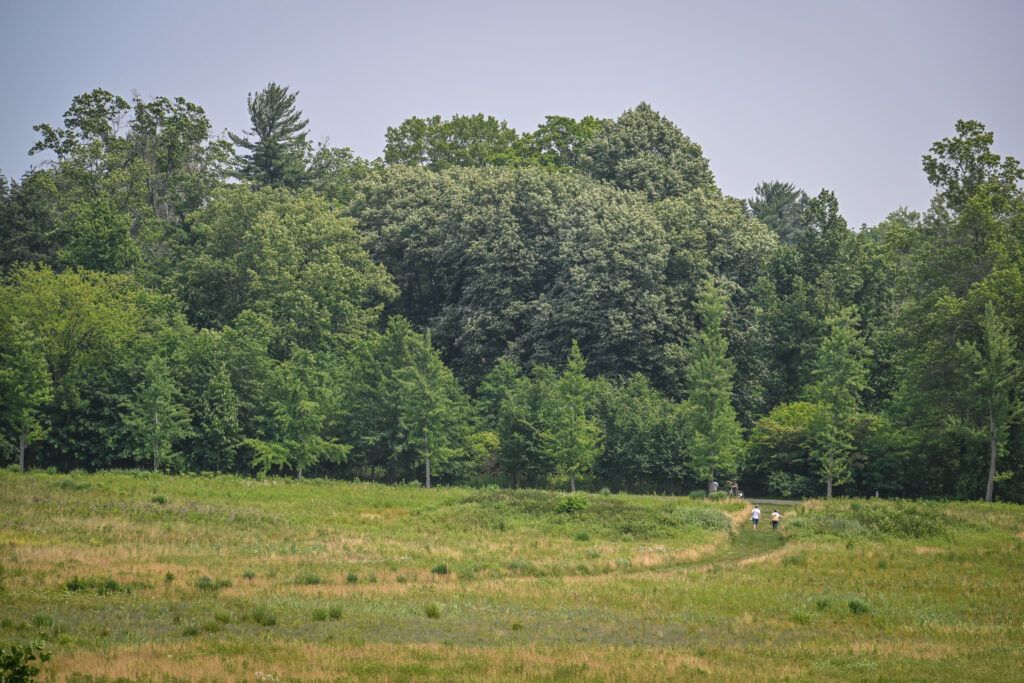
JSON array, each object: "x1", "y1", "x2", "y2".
[{"x1": 1, "y1": 0, "x2": 1022, "y2": 227}]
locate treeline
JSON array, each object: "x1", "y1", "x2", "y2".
[{"x1": 1, "y1": 85, "x2": 1022, "y2": 501}]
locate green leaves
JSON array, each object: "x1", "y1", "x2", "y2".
[
  {"x1": 679, "y1": 278, "x2": 743, "y2": 488},
  {"x1": 229, "y1": 82, "x2": 312, "y2": 188}
]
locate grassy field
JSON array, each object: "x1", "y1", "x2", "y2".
[{"x1": 0, "y1": 469, "x2": 1022, "y2": 682}]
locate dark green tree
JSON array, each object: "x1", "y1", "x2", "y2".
[
  {"x1": 229, "y1": 83, "x2": 312, "y2": 188},
  {"x1": 582, "y1": 102, "x2": 715, "y2": 201},
  {"x1": 747, "y1": 181, "x2": 808, "y2": 244}
]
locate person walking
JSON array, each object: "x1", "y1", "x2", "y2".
[
  {"x1": 771, "y1": 509, "x2": 781, "y2": 531},
  {"x1": 751, "y1": 505, "x2": 760, "y2": 530}
]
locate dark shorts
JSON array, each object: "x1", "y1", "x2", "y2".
[
  {"x1": 771, "y1": 520, "x2": 778, "y2": 528},
  {"x1": 752, "y1": 518, "x2": 759, "y2": 526}
]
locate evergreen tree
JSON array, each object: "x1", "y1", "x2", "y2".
[
  {"x1": 121, "y1": 356, "x2": 191, "y2": 472},
  {"x1": 747, "y1": 181, "x2": 808, "y2": 244},
  {"x1": 229, "y1": 83, "x2": 311, "y2": 188},
  {"x1": 245, "y1": 349, "x2": 348, "y2": 479},
  {"x1": 394, "y1": 330, "x2": 469, "y2": 488},
  {"x1": 804, "y1": 307, "x2": 869, "y2": 497},
  {"x1": 546, "y1": 341, "x2": 603, "y2": 492},
  {"x1": 680, "y1": 278, "x2": 743, "y2": 492}
]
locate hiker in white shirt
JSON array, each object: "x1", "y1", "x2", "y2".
[{"x1": 751, "y1": 505, "x2": 761, "y2": 530}]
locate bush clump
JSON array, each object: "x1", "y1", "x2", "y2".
[
  {"x1": 65, "y1": 576, "x2": 129, "y2": 596},
  {"x1": 431, "y1": 563, "x2": 449, "y2": 576},
  {"x1": 848, "y1": 598, "x2": 870, "y2": 614},
  {"x1": 424, "y1": 603, "x2": 441, "y2": 619},
  {"x1": 0, "y1": 640, "x2": 50, "y2": 681},
  {"x1": 790, "y1": 499, "x2": 948, "y2": 539},
  {"x1": 250, "y1": 606, "x2": 276, "y2": 626},
  {"x1": 195, "y1": 576, "x2": 231, "y2": 592},
  {"x1": 558, "y1": 494, "x2": 589, "y2": 514},
  {"x1": 677, "y1": 507, "x2": 731, "y2": 531}
]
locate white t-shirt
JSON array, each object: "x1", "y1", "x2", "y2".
[
  {"x1": 751, "y1": 508, "x2": 760, "y2": 520},
  {"x1": 771, "y1": 511, "x2": 780, "y2": 522}
]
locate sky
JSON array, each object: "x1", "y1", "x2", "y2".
[{"x1": 1, "y1": 0, "x2": 1022, "y2": 227}]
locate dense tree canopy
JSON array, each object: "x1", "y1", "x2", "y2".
[{"x1": 2, "y1": 90, "x2": 1023, "y2": 501}]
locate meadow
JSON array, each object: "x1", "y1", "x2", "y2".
[{"x1": 0, "y1": 469, "x2": 1022, "y2": 682}]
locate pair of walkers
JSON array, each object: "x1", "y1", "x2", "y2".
[{"x1": 750, "y1": 505, "x2": 781, "y2": 530}]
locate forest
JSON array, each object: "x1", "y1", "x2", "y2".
[{"x1": 1, "y1": 84, "x2": 1022, "y2": 502}]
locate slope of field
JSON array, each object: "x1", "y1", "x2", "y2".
[{"x1": 0, "y1": 470, "x2": 1021, "y2": 681}]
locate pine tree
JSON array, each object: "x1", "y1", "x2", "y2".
[
  {"x1": 680, "y1": 278, "x2": 743, "y2": 493},
  {"x1": 229, "y1": 83, "x2": 311, "y2": 188}
]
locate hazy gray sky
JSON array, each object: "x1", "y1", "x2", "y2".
[{"x1": 1, "y1": 0, "x2": 1021, "y2": 227}]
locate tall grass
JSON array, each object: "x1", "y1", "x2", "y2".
[{"x1": 0, "y1": 470, "x2": 1021, "y2": 681}]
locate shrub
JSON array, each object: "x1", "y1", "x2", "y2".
[
  {"x1": 424, "y1": 603, "x2": 441, "y2": 619},
  {"x1": 848, "y1": 599, "x2": 870, "y2": 615},
  {"x1": 164, "y1": 572, "x2": 175, "y2": 585},
  {"x1": 250, "y1": 606, "x2": 276, "y2": 626},
  {"x1": 346, "y1": 573, "x2": 358, "y2": 584},
  {"x1": 242, "y1": 570, "x2": 256, "y2": 581},
  {"x1": 511, "y1": 622, "x2": 523, "y2": 631},
  {"x1": 312, "y1": 608, "x2": 328, "y2": 622},
  {"x1": 64, "y1": 576, "x2": 128, "y2": 596},
  {"x1": 0, "y1": 640, "x2": 50, "y2": 681},
  {"x1": 574, "y1": 531, "x2": 591, "y2": 542},
  {"x1": 790, "y1": 499, "x2": 948, "y2": 540},
  {"x1": 677, "y1": 508, "x2": 731, "y2": 531},
  {"x1": 195, "y1": 576, "x2": 231, "y2": 592},
  {"x1": 296, "y1": 573, "x2": 322, "y2": 586},
  {"x1": 328, "y1": 605, "x2": 343, "y2": 620},
  {"x1": 558, "y1": 494, "x2": 589, "y2": 514},
  {"x1": 687, "y1": 490, "x2": 707, "y2": 499},
  {"x1": 151, "y1": 495, "x2": 167, "y2": 505},
  {"x1": 431, "y1": 564, "x2": 449, "y2": 576}
]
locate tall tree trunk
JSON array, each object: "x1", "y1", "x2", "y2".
[
  {"x1": 826, "y1": 477, "x2": 833, "y2": 499},
  {"x1": 707, "y1": 479, "x2": 714, "y2": 495},
  {"x1": 570, "y1": 472, "x2": 576, "y2": 493},
  {"x1": 18, "y1": 433, "x2": 26, "y2": 473},
  {"x1": 425, "y1": 456, "x2": 431, "y2": 489},
  {"x1": 986, "y1": 410, "x2": 997, "y2": 503}
]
